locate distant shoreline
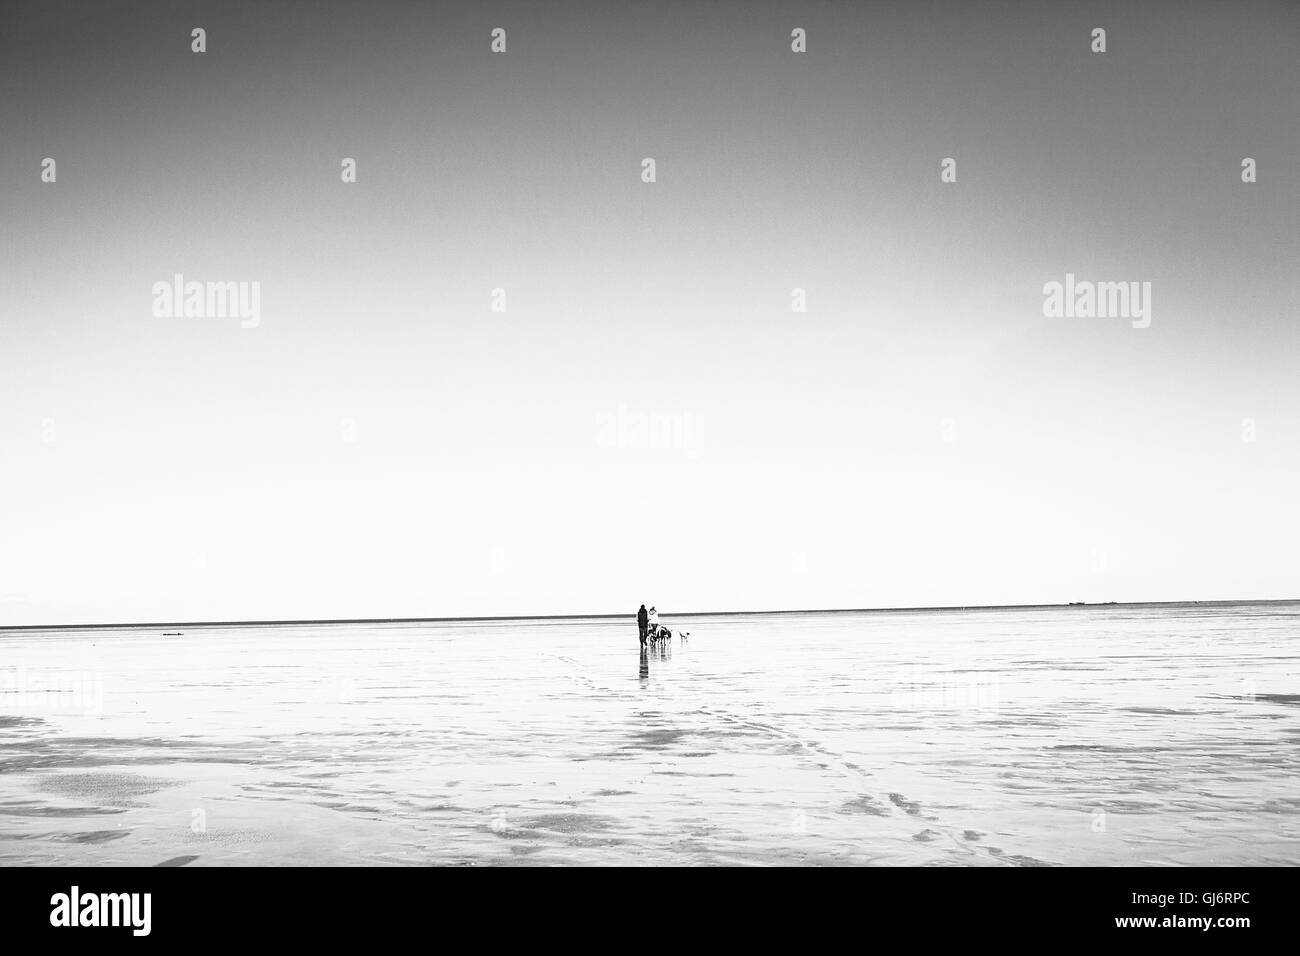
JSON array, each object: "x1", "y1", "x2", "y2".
[{"x1": 1, "y1": 598, "x2": 1295, "y2": 633}]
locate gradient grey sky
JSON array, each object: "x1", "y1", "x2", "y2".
[{"x1": 2, "y1": 0, "x2": 1298, "y2": 625}]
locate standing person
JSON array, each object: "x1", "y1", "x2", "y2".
[
  {"x1": 637, "y1": 604, "x2": 649, "y2": 646},
  {"x1": 647, "y1": 605, "x2": 659, "y2": 639}
]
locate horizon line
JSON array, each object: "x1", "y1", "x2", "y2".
[{"x1": 1, "y1": 597, "x2": 1296, "y2": 633}]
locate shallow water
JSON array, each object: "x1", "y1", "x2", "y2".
[{"x1": 1, "y1": 603, "x2": 1297, "y2": 865}]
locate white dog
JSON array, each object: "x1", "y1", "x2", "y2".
[{"x1": 648, "y1": 623, "x2": 689, "y2": 643}]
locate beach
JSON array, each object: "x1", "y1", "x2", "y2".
[{"x1": 1, "y1": 602, "x2": 1297, "y2": 866}]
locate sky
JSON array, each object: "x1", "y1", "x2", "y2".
[{"x1": 1, "y1": 0, "x2": 1298, "y2": 625}]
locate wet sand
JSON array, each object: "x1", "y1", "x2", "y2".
[{"x1": 1, "y1": 603, "x2": 1298, "y2": 865}]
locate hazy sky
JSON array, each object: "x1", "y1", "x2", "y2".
[{"x1": 2, "y1": 0, "x2": 1297, "y2": 625}]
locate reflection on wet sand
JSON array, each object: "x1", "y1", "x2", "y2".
[{"x1": 1, "y1": 603, "x2": 1297, "y2": 865}]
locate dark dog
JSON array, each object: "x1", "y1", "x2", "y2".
[{"x1": 648, "y1": 623, "x2": 689, "y2": 643}]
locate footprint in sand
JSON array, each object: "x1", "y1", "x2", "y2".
[
  {"x1": 841, "y1": 795, "x2": 890, "y2": 816},
  {"x1": 888, "y1": 793, "x2": 923, "y2": 816}
]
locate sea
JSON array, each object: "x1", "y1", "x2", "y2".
[{"x1": 1, "y1": 601, "x2": 1296, "y2": 865}]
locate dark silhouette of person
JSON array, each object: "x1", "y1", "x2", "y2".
[{"x1": 637, "y1": 604, "x2": 649, "y2": 645}]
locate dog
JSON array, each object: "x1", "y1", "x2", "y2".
[{"x1": 647, "y1": 623, "x2": 689, "y2": 643}]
